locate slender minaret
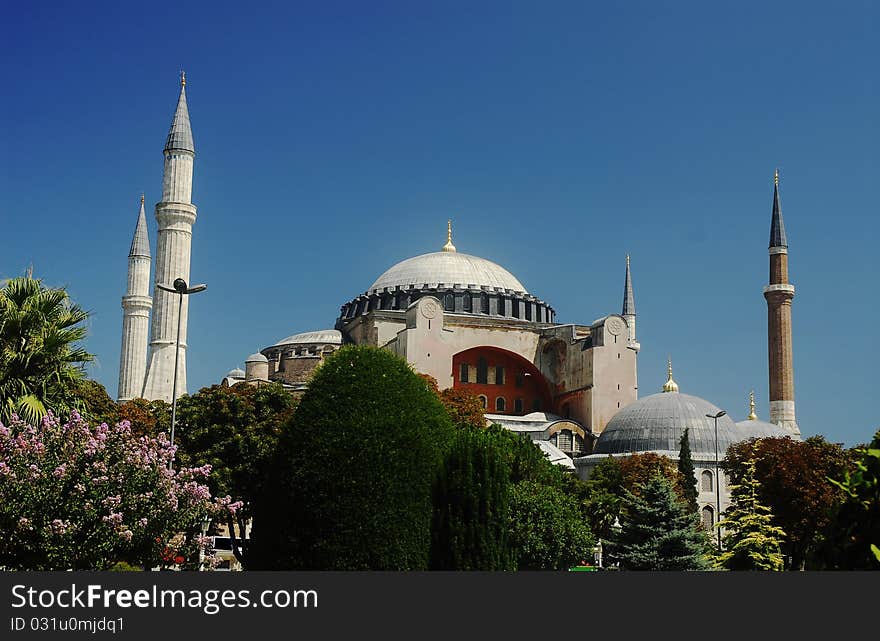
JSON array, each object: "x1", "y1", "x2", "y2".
[
  {"x1": 117, "y1": 194, "x2": 152, "y2": 402},
  {"x1": 763, "y1": 170, "x2": 800, "y2": 436},
  {"x1": 622, "y1": 254, "x2": 639, "y2": 351},
  {"x1": 142, "y1": 72, "x2": 197, "y2": 402}
]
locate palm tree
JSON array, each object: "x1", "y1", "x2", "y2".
[{"x1": 0, "y1": 274, "x2": 93, "y2": 424}]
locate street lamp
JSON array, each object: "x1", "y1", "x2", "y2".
[
  {"x1": 157, "y1": 277, "x2": 207, "y2": 467},
  {"x1": 705, "y1": 410, "x2": 727, "y2": 552}
]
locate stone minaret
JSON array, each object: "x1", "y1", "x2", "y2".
[
  {"x1": 117, "y1": 194, "x2": 152, "y2": 402},
  {"x1": 763, "y1": 170, "x2": 800, "y2": 436},
  {"x1": 622, "y1": 254, "x2": 639, "y2": 351},
  {"x1": 142, "y1": 73, "x2": 197, "y2": 402}
]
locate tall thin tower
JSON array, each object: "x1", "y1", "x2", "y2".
[
  {"x1": 142, "y1": 73, "x2": 197, "y2": 402},
  {"x1": 763, "y1": 170, "x2": 800, "y2": 437},
  {"x1": 117, "y1": 195, "x2": 152, "y2": 402},
  {"x1": 622, "y1": 254, "x2": 639, "y2": 352}
]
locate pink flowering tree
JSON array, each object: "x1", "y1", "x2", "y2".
[{"x1": 0, "y1": 412, "x2": 240, "y2": 570}]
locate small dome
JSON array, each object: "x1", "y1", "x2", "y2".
[
  {"x1": 272, "y1": 329, "x2": 342, "y2": 347},
  {"x1": 369, "y1": 252, "x2": 527, "y2": 293},
  {"x1": 245, "y1": 352, "x2": 268, "y2": 363},
  {"x1": 735, "y1": 419, "x2": 791, "y2": 440},
  {"x1": 226, "y1": 368, "x2": 245, "y2": 379},
  {"x1": 596, "y1": 391, "x2": 739, "y2": 458}
]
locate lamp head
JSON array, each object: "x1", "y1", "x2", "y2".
[{"x1": 173, "y1": 278, "x2": 188, "y2": 293}]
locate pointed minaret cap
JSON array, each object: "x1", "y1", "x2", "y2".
[
  {"x1": 129, "y1": 195, "x2": 151, "y2": 258},
  {"x1": 769, "y1": 168, "x2": 787, "y2": 248},
  {"x1": 441, "y1": 220, "x2": 457, "y2": 252},
  {"x1": 622, "y1": 254, "x2": 635, "y2": 316},
  {"x1": 164, "y1": 72, "x2": 194, "y2": 153},
  {"x1": 748, "y1": 390, "x2": 758, "y2": 421},
  {"x1": 662, "y1": 357, "x2": 679, "y2": 393}
]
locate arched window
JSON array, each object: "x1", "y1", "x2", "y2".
[
  {"x1": 495, "y1": 397, "x2": 506, "y2": 412},
  {"x1": 514, "y1": 398, "x2": 523, "y2": 414},
  {"x1": 480, "y1": 293, "x2": 490, "y2": 314},
  {"x1": 463, "y1": 294, "x2": 472, "y2": 312},
  {"x1": 495, "y1": 366, "x2": 505, "y2": 385},
  {"x1": 557, "y1": 430, "x2": 572, "y2": 451},
  {"x1": 701, "y1": 506, "x2": 715, "y2": 531},
  {"x1": 476, "y1": 357, "x2": 488, "y2": 384},
  {"x1": 397, "y1": 293, "x2": 407, "y2": 309},
  {"x1": 478, "y1": 395, "x2": 487, "y2": 409},
  {"x1": 444, "y1": 293, "x2": 454, "y2": 311},
  {"x1": 532, "y1": 398, "x2": 541, "y2": 411},
  {"x1": 525, "y1": 303, "x2": 532, "y2": 321},
  {"x1": 498, "y1": 297, "x2": 506, "y2": 316},
  {"x1": 459, "y1": 363, "x2": 469, "y2": 383},
  {"x1": 701, "y1": 470, "x2": 714, "y2": 492}
]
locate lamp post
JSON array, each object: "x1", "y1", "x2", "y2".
[
  {"x1": 157, "y1": 277, "x2": 207, "y2": 468},
  {"x1": 705, "y1": 410, "x2": 727, "y2": 552}
]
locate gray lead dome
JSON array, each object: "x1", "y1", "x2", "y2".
[{"x1": 595, "y1": 392, "x2": 740, "y2": 458}]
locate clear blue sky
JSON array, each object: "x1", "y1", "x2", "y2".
[{"x1": 1, "y1": 1, "x2": 876, "y2": 446}]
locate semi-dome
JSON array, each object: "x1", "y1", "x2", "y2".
[
  {"x1": 245, "y1": 352, "x2": 268, "y2": 363},
  {"x1": 735, "y1": 418, "x2": 790, "y2": 440},
  {"x1": 271, "y1": 329, "x2": 342, "y2": 347},
  {"x1": 369, "y1": 251, "x2": 527, "y2": 293},
  {"x1": 595, "y1": 391, "x2": 740, "y2": 458},
  {"x1": 226, "y1": 368, "x2": 245, "y2": 379}
]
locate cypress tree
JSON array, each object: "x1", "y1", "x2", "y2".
[
  {"x1": 431, "y1": 427, "x2": 514, "y2": 570},
  {"x1": 715, "y1": 458, "x2": 786, "y2": 571},
  {"x1": 613, "y1": 472, "x2": 710, "y2": 570},
  {"x1": 677, "y1": 427, "x2": 699, "y2": 513}
]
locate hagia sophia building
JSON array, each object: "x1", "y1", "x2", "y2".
[{"x1": 118, "y1": 76, "x2": 800, "y2": 530}]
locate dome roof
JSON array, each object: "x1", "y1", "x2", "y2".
[
  {"x1": 245, "y1": 352, "x2": 268, "y2": 363},
  {"x1": 595, "y1": 391, "x2": 740, "y2": 458},
  {"x1": 369, "y1": 251, "x2": 527, "y2": 293},
  {"x1": 735, "y1": 419, "x2": 790, "y2": 440},
  {"x1": 226, "y1": 368, "x2": 245, "y2": 379},
  {"x1": 272, "y1": 329, "x2": 342, "y2": 347}
]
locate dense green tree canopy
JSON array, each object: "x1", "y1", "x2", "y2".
[{"x1": 677, "y1": 428, "x2": 699, "y2": 514}]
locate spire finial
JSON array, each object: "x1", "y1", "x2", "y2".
[
  {"x1": 748, "y1": 390, "x2": 758, "y2": 421},
  {"x1": 140, "y1": 193, "x2": 145, "y2": 205},
  {"x1": 626, "y1": 254, "x2": 630, "y2": 267},
  {"x1": 181, "y1": 70, "x2": 186, "y2": 87},
  {"x1": 662, "y1": 357, "x2": 679, "y2": 393},
  {"x1": 774, "y1": 168, "x2": 779, "y2": 186},
  {"x1": 441, "y1": 219, "x2": 457, "y2": 252}
]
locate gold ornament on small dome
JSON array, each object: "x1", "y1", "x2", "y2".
[
  {"x1": 662, "y1": 357, "x2": 679, "y2": 393},
  {"x1": 748, "y1": 390, "x2": 758, "y2": 421},
  {"x1": 441, "y1": 219, "x2": 456, "y2": 253}
]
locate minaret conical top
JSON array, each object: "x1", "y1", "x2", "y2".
[{"x1": 442, "y1": 219, "x2": 456, "y2": 252}]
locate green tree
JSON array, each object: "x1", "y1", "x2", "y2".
[
  {"x1": 70, "y1": 379, "x2": 119, "y2": 426},
  {"x1": 0, "y1": 275, "x2": 93, "y2": 424},
  {"x1": 250, "y1": 346, "x2": 454, "y2": 570},
  {"x1": 117, "y1": 398, "x2": 170, "y2": 437},
  {"x1": 825, "y1": 429, "x2": 880, "y2": 569},
  {"x1": 440, "y1": 387, "x2": 487, "y2": 430},
  {"x1": 677, "y1": 428, "x2": 699, "y2": 514},
  {"x1": 715, "y1": 457, "x2": 786, "y2": 571},
  {"x1": 583, "y1": 456, "x2": 624, "y2": 541},
  {"x1": 723, "y1": 436, "x2": 849, "y2": 570},
  {"x1": 613, "y1": 473, "x2": 710, "y2": 571},
  {"x1": 507, "y1": 480, "x2": 595, "y2": 570},
  {"x1": 431, "y1": 427, "x2": 515, "y2": 570},
  {"x1": 175, "y1": 383, "x2": 296, "y2": 566}
]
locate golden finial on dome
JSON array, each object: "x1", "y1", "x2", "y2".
[
  {"x1": 181, "y1": 70, "x2": 186, "y2": 87},
  {"x1": 748, "y1": 390, "x2": 758, "y2": 421},
  {"x1": 774, "y1": 168, "x2": 779, "y2": 186},
  {"x1": 441, "y1": 219, "x2": 457, "y2": 253},
  {"x1": 662, "y1": 357, "x2": 679, "y2": 393}
]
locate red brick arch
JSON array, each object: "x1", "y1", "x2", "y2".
[{"x1": 452, "y1": 346, "x2": 552, "y2": 416}]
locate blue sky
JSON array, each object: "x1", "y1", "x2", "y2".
[{"x1": 1, "y1": 1, "x2": 876, "y2": 446}]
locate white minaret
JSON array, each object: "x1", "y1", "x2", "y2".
[
  {"x1": 142, "y1": 73, "x2": 197, "y2": 402},
  {"x1": 622, "y1": 254, "x2": 639, "y2": 352},
  {"x1": 117, "y1": 194, "x2": 152, "y2": 402}
]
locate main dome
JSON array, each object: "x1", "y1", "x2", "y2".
[{"x1": 369, "y1": 251, "x2": 528, "y2": 293}]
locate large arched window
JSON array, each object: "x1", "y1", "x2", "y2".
[
  {"x1": 476, "y1": 357, "x2": 488, "y2": 384},
  {"x1": 495, "y1": 397, "x2": 506, "y2": 412},
  {"x1": 701, "y1": 506, "x2": 715, "y2": 531},
  {"x1": 444, "y1": 293, "x2": 455, "y2": 311},
  {"x1": 701, "y1": 470, "x2": 714, "y2": 492}
]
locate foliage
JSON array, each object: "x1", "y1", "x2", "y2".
[
  {"x1": 723, "y1": 436, "x2": 849, "y2": 570},
  {"x1": 824, "y1": 429, "x2": 880, "y2": 569},
  {"x1": 117, "y1": 398, "x2": 170, "y2": 437},
  {"x1": 0, "y1": 412, "x2": 233, "y2": 570},
  {"x1": 715, "y1": 458, "x2": 786, "y2": 571},
  {"x1": 250, "y1": 346, "x2": 454, "y2": 570},
  {"x1": 583, "y1": 456, "x2": 625, "y2": 541},
  {"x1": 439, "y1": 387, "x2": 487, "y2": 430},
  {"x1": 507, "y1": 480, "x2": 595, "y2": 570},
  {"x1": 618, "y1": 452, "x2": 682, "y2": 500},
  {"x1": 175, "y1": 383, "x2": 296, "y2": 566},
  {"x1": 612, "y1": 473, "x2": 710, "y2": 571},
  {"x1": 431, "y1": 427, "x2": 515, "y2": 570},
  {"x1": 0, "y1": 275, "x2": 93, "y2": 424},
  {"x1": 70, "y1": 379, "x2": 119, "y2": 427},
  {"x1": 677, "y1": 428, "x2": 699, "y2": 514}
]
